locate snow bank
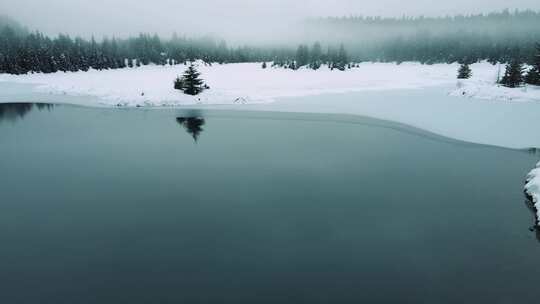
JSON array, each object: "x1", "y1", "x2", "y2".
[
  {"x1": 1, "y1": 61, "x2": 538, "y2": 106},
  {"x1": 526, "y1": 162, "x2": 540, "y2": 220},
  {"x1": 0, "y1": 61, "x2": 463, "y2": 107}
]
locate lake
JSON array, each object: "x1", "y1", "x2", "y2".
[{"x1": 0, "y1": 103, "x2": 539, "y2": 304}]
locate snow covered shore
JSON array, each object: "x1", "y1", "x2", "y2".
[
  {"x1": 0, "y1": 61, "x2": 460, "y2": 106},
  {"x1": 2, "y1": 61, "x2": 538, "y2": 107},
  {"x1": 526, "y1": 162, "x2": 540, "y2": 221}
]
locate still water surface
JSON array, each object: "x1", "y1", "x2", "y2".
[{"x1": 0, "y1": 103, "x2": 539, "y2": 303}]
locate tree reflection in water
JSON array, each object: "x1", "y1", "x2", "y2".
[
  {"x1": 0, "y1": 103, "x2": 54, "y2": 122},
  {"x1": 176, "y1": 115, "x2": 205, "y2": 142}
]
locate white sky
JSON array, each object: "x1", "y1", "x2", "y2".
[{"x1": 1, "y1": 0, "x2": 539, "y2": 40}]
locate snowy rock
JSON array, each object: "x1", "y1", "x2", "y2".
[{"x1": 526, "y1": 162, "x2": 540, "y2": 220}]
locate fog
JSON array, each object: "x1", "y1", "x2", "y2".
[{"x1": 1, "y1": 0, "x2": 540, "y2": 43}]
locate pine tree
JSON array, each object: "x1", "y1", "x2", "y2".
[
  {"x1": 310, "y1": 41, "x2": 322, "y2": 70},
  {"x1": 262, "y1": 61, "x2": 267, "y2": 69},
  {"x1": 336, "y1": 44, "x2": 349, "y2": 71},
  {"x1": 457, "y1": 63, "x2": 472, "y2": 79},
  {"x1": 174, "y1": 76, "x2": 184, "y2": 90},
  {"x1": 525, "y1": 44, "x2": 540, "y2": 85},
  {"x1": 295, "y1": 45, "x2": 309, "y2": 68},
  {"x1": 175, "y1": 64, "x2": 207, "y2": 95},
  {"x1": 500, "y1": 60, "x2": 524, "y2": 88},
  {"x1": 526, "y1": 66, "x2": 540, "y2": 85}
]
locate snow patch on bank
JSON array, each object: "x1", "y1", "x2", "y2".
[{"x1": 526, "y1": 161, "x2": 540, "y2": 219}]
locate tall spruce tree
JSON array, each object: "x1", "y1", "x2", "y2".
[
  {"x1": 175, "y1": 64, "x2": 207, "y2": 95},
  {"x1": 310, "y1": 42, "x2": 322, "y2": 70},
  {"x1": 295, "y1": 45, "x2": 309, "y2": 69},
  {"x1": 525, "y1": 43, "x2": 540, "y2": 85},
  {"x1": 336, "y1": 44, "x2": 349, "y2": 71},
  {"x1": 526, "y1": 67, "x2": 540, "y2": 85},
  {"x1": 500, "y1": 60, "x2": 524, "y2": 88},
  {"x1": 457, "y1": 63, "x2": 472, "y2": 79}
]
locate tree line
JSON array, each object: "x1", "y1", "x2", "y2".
[
  {"x1": 1, "y1": 10, "x2": 540, "y2": 75},
  {"x1": 305, "y1": 10, "x2": 540, "y2": 64},
  {"x1": 0, "y1": 19, "x2": 295, "y2": 74},
  {"x1": 268, "y1": 43, "x2": 351, "y2": 70}
]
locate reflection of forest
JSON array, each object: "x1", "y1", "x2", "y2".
[
  {"x1": 176, "y1": 116, "x2": 205, "y2": 142},
  {"x1": 0, "y1": 103, "x2": 54, "y2": 122}
]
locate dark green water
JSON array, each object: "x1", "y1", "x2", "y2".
[{"x1": 0, "y1": 103, "x2": 539, "y2": 304}]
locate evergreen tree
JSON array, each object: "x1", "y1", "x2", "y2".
[
  {"x1": 175, "y1": 64, "x2": 207, "y2": 95},
  {"x1": 500, "y1": 60, "x2": 524, "y2": 88},
  {"x1": 525, "y1": 44, "x2": 540, "y2": 85},
  {"x1": 526, "y1": 66, "x2": 540, "y2": 85},
  {"x1": 262, "y1": 61, "x2": 267, "y2": 69},
  {"x1": 310, "y1": 41, "x2": 322, "y2": 70},
  {"x1": 295, "y1": 44, "x2": 309, "y2": 68},
  {"x1": 174, "y1": 76, "x2": 184, "y2": 90},
  {"x1": 336, "y1": 44, "x2": 349, "y2": 71},
  {"x1": 457, "y1": 63, "x2": 472, "y2": 79}
]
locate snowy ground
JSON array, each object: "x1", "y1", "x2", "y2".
[
  {"x1": 3, "y1": 61, "x2": 539, "y2": 107},
  {"x1": 0, "y1": 61, "x2": 458, "y2": 106}
]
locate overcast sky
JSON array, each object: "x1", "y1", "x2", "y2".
[{"x1": 2, "y1": 0, "x2": 540, "y2": 41}]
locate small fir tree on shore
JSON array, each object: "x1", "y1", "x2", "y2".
[
  {"x1": 457, "y1": 63, "x2": 472, "y2": 79},
  {"x1": 174, "y1": 64, "x2": 208, "y2": 95}
]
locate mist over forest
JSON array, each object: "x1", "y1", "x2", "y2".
[{"x1": 1, "y1": 10, "x2": 539, "y2": 74}]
